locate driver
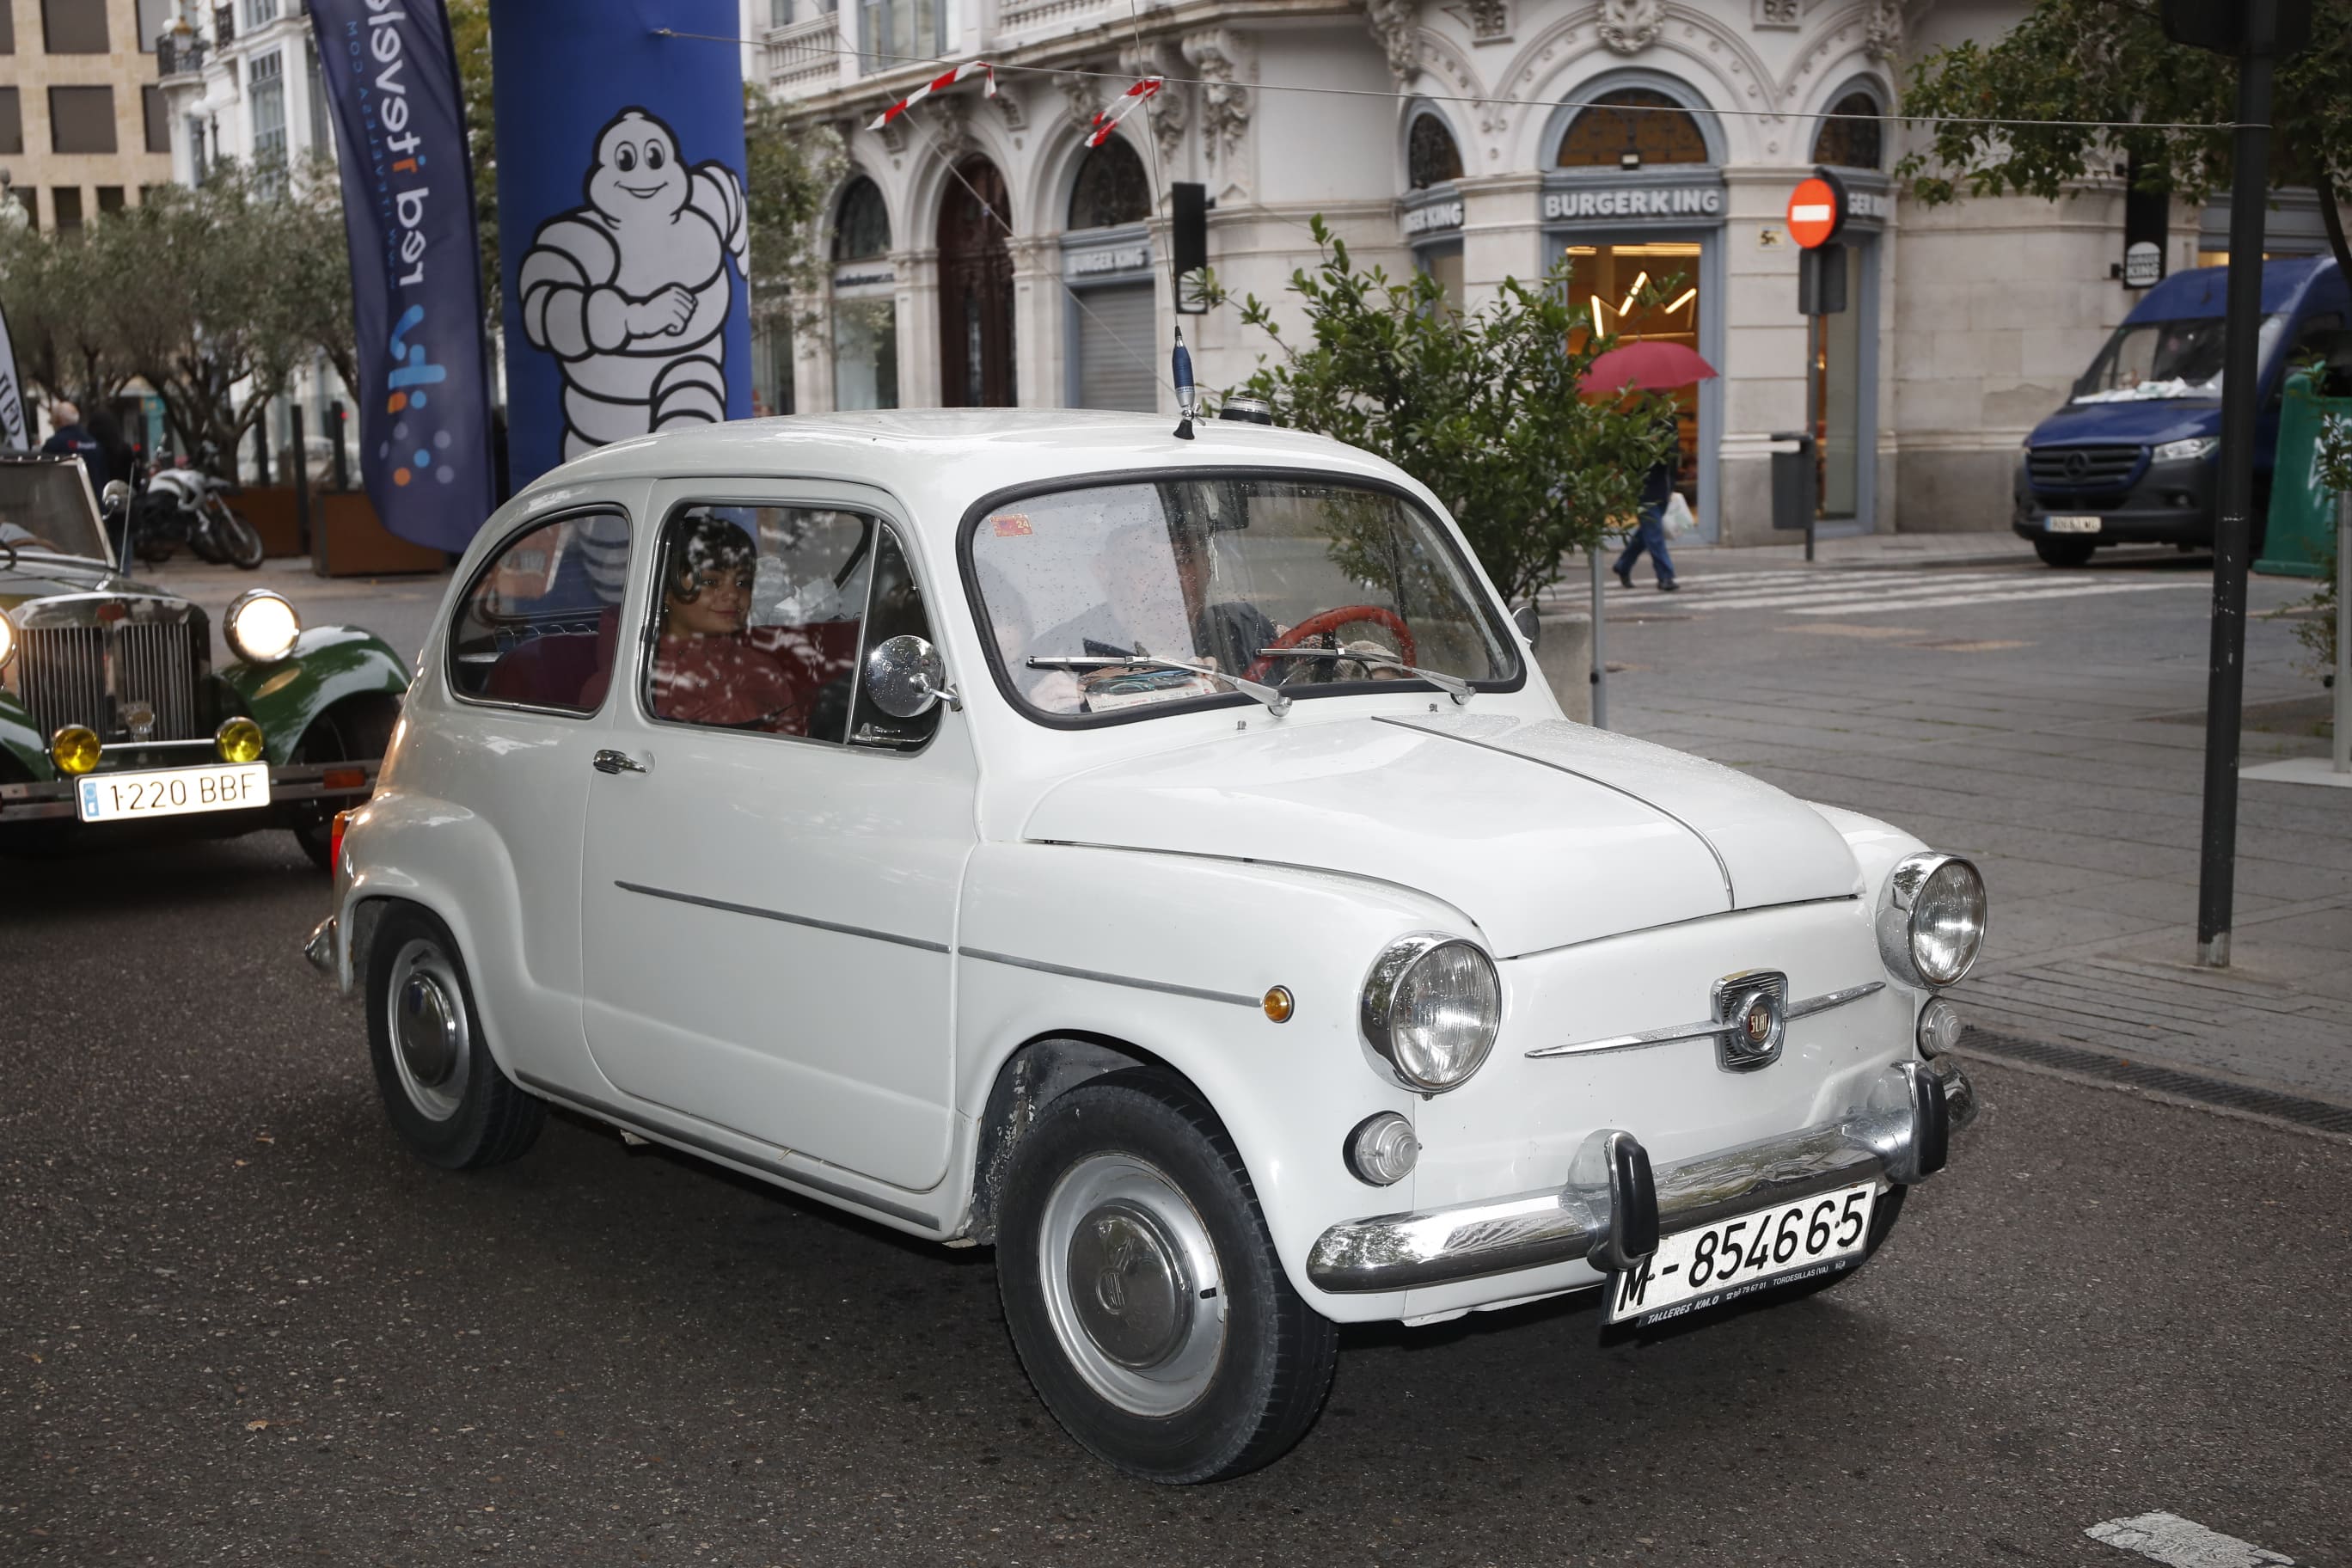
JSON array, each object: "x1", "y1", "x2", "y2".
[
  {"x1": 647, "y1": 517, "x2": 798, "y2": 727},
  {"x1": 1038, "y1": 524, "x2": 1281, "y2": 671}
]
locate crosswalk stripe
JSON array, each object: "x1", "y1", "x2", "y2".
[
  {"x1": 1538, "y1": 569, "x2": 2037, "y2": 609},
  {"x1": 1786, "y1": 579, "x2": 2202, "y2": 616},
  {"x1": 1660, "y1": 573, "x2": 2033, "y2": 611}
]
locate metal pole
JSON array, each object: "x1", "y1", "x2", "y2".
[
  {"x1": 1805, "y1": 315, "x2": 1820, "y2": 562},
  {"x1": 2336, "y1": 487, "x2": 2349, "y2": 775},
  {"x1": 2195, "y1": 0, "x2": 2277, "y2": 969},
  {"x1": 1589, "y1": 546, "x2": 1608, "y2": 730},
  {"x1": 291, "y1": 404, "x2": 315, "y2": 574}
]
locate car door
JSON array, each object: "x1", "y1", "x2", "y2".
[{"x1": 577, "y1": 478, "x2": 974, "y2": 1191}]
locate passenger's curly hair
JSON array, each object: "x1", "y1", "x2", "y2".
[{"x1": 663, "y1": 516, "x2": 756, "y2": 603}]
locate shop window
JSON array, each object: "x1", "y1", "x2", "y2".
[
  {"x1": 1565, "y1": 242, "x2": 1702, "y2": 504},
  {"x1": 53, "y1": 187, "x2": 84, "y2": 231},
  {"x1": 1812, "y1": 92, "x2": 1883, "y2": 170},
  {"x1": 833, "y1": 175, "x2": 890, "y2": 260},
  {"x1": 0, "y1": 2, "x2": 12, "y2": 51},
  {"x1": 41, "y1": 0, "x2": 108, "y2": 52},
  {"x1": 1558, "y1": 89, "x2": 1708, "y2": 169},
  {"x1": 243, "y1": 0, "x2": 280, "y2": 27},
  {"x1": 1407, "y1": 114, "x2": 1462, "y2": 190},
  {"x1": 0, "y1": 89, "x2": 21, "y2": 156},
  {"x1": 1068, "y1": 138, "x2": 1148, "y2": 231},
  {"x1": 835, "y1": 299, "x2": 898, "y2": 410},
  {"x1": 250, "y1": 49, "x2": 287, "y2": 175},
  {"x1": 49, "y1": 86, "x2": 118, "y2": 154},
  {"x1": 859, "y1": 0, "x2": 938, "y2": 72},
  {"x1": 96, "y1": 186, "x2": 125, "y2": 214}
]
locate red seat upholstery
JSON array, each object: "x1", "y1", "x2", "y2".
[{"x1": 482, "y1": 606, "x2": 619, "y2": 711}]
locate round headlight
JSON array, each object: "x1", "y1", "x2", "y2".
[
  {"x1": 224, "y1": 589, "x2": 301, "y2": 665},
  {"x1": 1360, "y1": 934, "x2": 1501, "y2": 1093},
  {"x1": 0, "y1": 609, "x2": 15, "y2": 671},
  {"x1": 1877, "y1": 852, "x2": 1988, "y2": 989},
  {"x1": 216, "y1": 715, "x2": 266, "y2": 764},
  {"x1": 51, "y1": 725, "x2": 101, "y2": 775}
]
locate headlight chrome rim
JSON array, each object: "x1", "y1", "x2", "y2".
[
  {"x1": 0, "y1": 608, "x2": 15, "y2": 672},
  {"x1": 1359, "y1": 932, "x2": 1502, "y2": 1093},
  {"x1": 1876, "y1": 852, "x2": 1988, "y2": 989},
  {"x1": 224, "y1": 588, "x2": 302, "y2": 665}
]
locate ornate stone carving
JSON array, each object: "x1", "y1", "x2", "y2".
[
  {"x1": 1058, "y1": 67, "x2": 1105, "y2": 130},
  {"x1": 931, "y1": 95, "x2": 977, "y2": 164},
  {"x1": 1750, "y1": 0, "x2": 1799, "y2": 27},
  {"x1": 1363, "y1": 0, "x2": 1420, "y2": 83},
  {"x1": 1596, "y1": 0, "x2": 1662, "y2": 54},
  {"x1": 1864, "y1": 0, "x2": 1904, "y2": 61},
  {"x1": 1181, "y1": 28, "x2": 1252, "y2": 168},
  {"x1": 1118, "y1": 40, "x2": 1190, "y2": 170},
  {"x1": 1449, "y1": 0, "x2": 1510, "y2": 40}
]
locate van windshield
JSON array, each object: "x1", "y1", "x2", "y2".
[
  {"x1": 2073, "y1": 314, "x2": 2288, "y2": 403},
  {"x1": 968, "y1": 475, "x2": 1519, "y2": 723}
]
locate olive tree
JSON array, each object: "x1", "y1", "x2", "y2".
[{"x1": 1222, "y1": 217, "x2": 1679, "y2": 608}]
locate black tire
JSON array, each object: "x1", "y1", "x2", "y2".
[
  {"x1": 1767, "y1": 1184, "x2": 1907, "y2": 1303},
  {"x1": 364, "y1": 903, "x2": 544, "y2": 1170},
  {"x1": 288, "y1": 698, "x2": 397, "y2": 870},
  {"x1": 212, "y1": 507, "x2": 266, "y2": 569},
  {"x1": 996, "y1": 1071, "x2": 1337, "y2": 1484},
  {"x1": 2033, "y1": 535, "x2": 2096, "y2": 567}
]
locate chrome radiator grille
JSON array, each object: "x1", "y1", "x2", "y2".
[{"x1": 14, "y1": 621, "x2": 206, "y2": 743}]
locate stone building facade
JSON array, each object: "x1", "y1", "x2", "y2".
[{"x1": 0, "y1": 0, "x2": 176, "y2": 231}]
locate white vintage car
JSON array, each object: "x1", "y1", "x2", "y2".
[{"x1": 306, "y1": 410, "x2": 1982, "y2": 1483}]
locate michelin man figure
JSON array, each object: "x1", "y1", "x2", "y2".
[{"x1": 518, "y1": 108, "x2": 749, "y2": 459}]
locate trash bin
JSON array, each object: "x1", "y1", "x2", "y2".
[
  {"x1": 1772, "y1": 432, "x2": 1816, "y2": 533},
  {"x1": 2257, "y1": 369, "x2": 2352, "y2": 579}
]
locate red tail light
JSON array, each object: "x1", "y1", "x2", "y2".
[
  {"x1": 328, "y1": 808, "x2": 355, "y2": 874},
  {"x1": 322, "y1": 766, "x2": 368, "y2": 791}
]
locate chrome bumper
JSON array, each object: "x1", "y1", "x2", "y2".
[
  {"x1": 303, "y1": 915, "x2": 338, "y2": 980},
  {"x1": 1307, "y1": 1057, "x2": 1972, "y2": 1295}
]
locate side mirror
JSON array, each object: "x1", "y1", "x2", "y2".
[
  {"x1": 1512, "y1": 603, "x2": 1541, "y2": 647},
  {"x1": 101, "y1": 480, "x2": 131, "y2": 516},
  {"x1": 863, "y1": 633, "x2": 958, "y2": 720}
]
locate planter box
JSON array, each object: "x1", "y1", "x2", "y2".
[
  {"x1": 235, "y1": 486, "x2": 306, "y2": 558},
  {"x1": 310, "y1": 491, "x2": 448, "y2": 578}
]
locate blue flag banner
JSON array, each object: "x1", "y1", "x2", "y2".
[
  {"x1": 309, "y1": 0, "x2": 495, "y2": 551},
  {"x1": 489, "y1": 0, "x2": 751, "y2": 491}
]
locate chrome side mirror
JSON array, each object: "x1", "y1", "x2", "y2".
[
  {"x1": 1512, "y1": 603, "x2": 1541, "y2": 647},
  {"x1": 863, "y1": 633, "x2": 958, "y2": 720},
  {"x1": 101, "y1": 480, "x2": 131, "y2": 516}
]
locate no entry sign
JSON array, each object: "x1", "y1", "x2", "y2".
[{"x1": 1786, "y1": 172, "x2": 1847, "y2": 249}]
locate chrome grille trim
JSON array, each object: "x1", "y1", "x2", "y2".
[
  {"x1": 1525, "y1": 980, "x2": 1886, "y2": 1060},
  {"x1": 14, "y1": 621, "x2": 205, "y2": 744}
]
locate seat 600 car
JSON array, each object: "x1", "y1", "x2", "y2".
[
  {"x1": 306, "y1": 411, "x2": 1986, "y2": 1483},
  {"x1": 1, "y1": 456, "x2": 407, "y2": 861}
]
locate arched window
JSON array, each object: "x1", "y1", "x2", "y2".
[
  {"x1": 1557, "y1": 88, "x2": 1710, "y2": 169},
  {"x1": 1407, "y1": 113, "x2": 1463, "y2": 190},
  {"x1": 1067, "y1": 137, "x2": 1150, "y2": 231},
  {"x1": 1811, "y1": 91, "x2": 1883, "y2": 170},
  {"x1": 833, "y1": 176, "x2": 891, "y2": 262}
]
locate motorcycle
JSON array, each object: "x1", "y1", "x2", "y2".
[{"x1": 130, "y1": 463, "x2": 266, "y2": 570}]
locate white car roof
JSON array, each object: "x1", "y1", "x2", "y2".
[{"x1": 514, "y1": 410, "x2": 1430, "y2": 542}]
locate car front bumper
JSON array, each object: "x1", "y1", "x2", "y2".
[{"x1": 1307, "y1": 1056, "x2": 1975, "y2": 1295}]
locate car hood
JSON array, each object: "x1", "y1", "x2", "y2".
[
  {"x1": 0, "y1": 555, "x2": 143, "y2": 613},
  {"x1": 1022, "y1": 713, "x2": 1860, "y2": 957},
  {"x1": 2029, "y1": 397, "x2": 2218, "y2": 449}
]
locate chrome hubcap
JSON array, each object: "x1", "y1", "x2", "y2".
[
  {"x1": 385, "y1": 939, "x2": 470, "y2": 1122},
  {"x1": 1039, "y1": 1155, "x2": 1225, "y2": 1417}
]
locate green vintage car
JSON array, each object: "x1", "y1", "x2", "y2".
[{"x1": 0, "y1": 456, "x2": 410, "y2": 865}]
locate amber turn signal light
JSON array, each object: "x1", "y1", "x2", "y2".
[
  {"x1": 1262, "y1": 986, "x2": 1295, "y2": 1024},
  {"x1": 50, "y1": 725, "x2": 101, "y2": 776}
]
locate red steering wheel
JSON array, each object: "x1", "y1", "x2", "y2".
[{"x1": 1246, "y1": 605, "x2": 1417, "y2": 684}]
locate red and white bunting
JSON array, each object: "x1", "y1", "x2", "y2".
[
  {"x1": 866, "y1": 60, "x2": 998, "y2": 133},
  {"x1": 1086, "y1": 76, "x2": 1163, "y2": 147}
]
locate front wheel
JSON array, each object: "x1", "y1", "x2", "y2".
[
  {"x1": 996, "y1": 1072, "x2": 1337, "y2": 1484},
  {"x1": 2032, "y1": 535, "x2": 2096, "y2": 567},
  {"x1": 364, "y1": 904, "x2": 544, "y2": 1170},
  {"x1": 210, "y1": 505, "x2": 266, "y2": 569}
]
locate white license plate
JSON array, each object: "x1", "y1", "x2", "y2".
[
  {"x1": 2044, "y1": 514, "x2": 2102, "y2": 533},
  {"x1": 1606, "y1": 1179, "x2": 1879, "y2": 1326},
  {"x1": 76, "y1": 763, "x2": 271, "y2": 824}
]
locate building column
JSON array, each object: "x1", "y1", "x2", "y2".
[{"x1": 1716, "y1": 166, "x2": 1810, "y2": 547}]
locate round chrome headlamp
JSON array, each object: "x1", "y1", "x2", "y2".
[
  {"x1": 224, "y1": 588, "x2": 301, "y2": 665},
  {"x1": 0, "y1": 609, "x2": 15, "y2": 672},
  {"x1": 1360, "y1": 934, "x2": 1501, "y2": 1093},
  {"x1": 1876, "y1": 852, "x2": 1988, "y2": 989}
]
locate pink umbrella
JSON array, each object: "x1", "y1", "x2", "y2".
[{"x1": 1579, "y1": 341, "x2": 1719, "y2": 393}]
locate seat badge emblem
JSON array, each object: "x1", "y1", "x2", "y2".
[
  {"x1": 121, "y1": 700, "x2": 157, "y2": 742},
  {"x1": 1712, "y1": 970, "x2": 1787, "y2": 1073}
]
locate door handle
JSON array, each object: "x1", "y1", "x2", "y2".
[{"x1": 592, "y1": 749, "x2": 647, "y2": 776}]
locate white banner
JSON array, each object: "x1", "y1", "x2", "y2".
[{"x1": 0, "y1": 300, "x2": 27, "y2": 451}]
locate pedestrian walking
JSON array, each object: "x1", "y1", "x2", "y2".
[
  {"x1": 1614, "y1": 418, "x2": 1681, "y2": 592},
  {"x1": 40, "y1": 400, "x2": 108, "y2": 490}
]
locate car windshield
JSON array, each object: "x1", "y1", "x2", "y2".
[
  {"x1": 2072, "y1": 314, "x2": 2288, "y2": 403},
  {"x1": 969, "y1": 475, "x2": 1519, "y2": 721},
  {"x1": 0, "y1": 462, "x2": 111, "y2": 562}
]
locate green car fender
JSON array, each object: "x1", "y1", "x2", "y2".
[
  {"x1": 0, "y1": 689, "x2": 53, "y2": 781},
  {"x1": 219, "y1": 625, "x2": 413, "y2": 765}
]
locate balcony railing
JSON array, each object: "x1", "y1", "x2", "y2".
[
  {"x1": 996, "y1": 0, "x2": 1109, "y2": 34},
  {"x1": 156, "y1": 32, "x2": 209, "y2": 77},
  {"x1": 213, "y1": 4, "x2": 236, "y2": 44},
  {"x1": 766, "y1": 15, "x2": 848, "y2": 98}
]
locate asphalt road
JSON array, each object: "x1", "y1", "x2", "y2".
[{"x1": 8, "y1": 543, "x2": 2347, "y2": 1565}]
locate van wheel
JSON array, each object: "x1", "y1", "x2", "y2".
[
  {"x1": 2033, "y1": 536, "x2": 2096, "y2": 567},
  {"x1": 996, "y1": 1071, "x2": 1337, "y2": 1484},
  {"x1": 365, "y1": 904, "x2": 543, "y2": 1170}
]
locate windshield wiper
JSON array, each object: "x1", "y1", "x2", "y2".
[
  {"x1": 1253, "y1": 646, "x2": 1478, "y2": 705},
  {"x1": 1026, "y1": 646, "x2": 1293, "y2": 717}
]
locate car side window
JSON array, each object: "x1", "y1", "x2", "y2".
[
  {"x1": 849, "y1": 525, "x2": 943, "y2": 750},
  {"x1": 644, "y1": 503, "x2": 876, "y2": 743},
  {"x1": 449, "y1": 510, "x2": 631, "y2": 714}
]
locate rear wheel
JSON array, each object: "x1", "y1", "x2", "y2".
[
  {"x1": 996, "y1": 1071, "x2": 1336, "y2": 1484},
  {"x1": 288, "y1": 698, "x2": 397, "y2": 869},
  {"x1": 2033, "y1": 535, "x2": 2096, "y2": 567},
  {"x1": 364, "y1": 904, "x2": 544, "y2": 1170}
]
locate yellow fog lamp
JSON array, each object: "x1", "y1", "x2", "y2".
[
  {"x1": 216, "y1": 716, "x2": 266, "y2": 764},
  {"x1": 51, "y1": 725, "x2": 102, "y2": 775}
]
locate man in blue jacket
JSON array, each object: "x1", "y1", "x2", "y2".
[{"x1": 40, "y1": 401, "x2": 108, "y2": 490}]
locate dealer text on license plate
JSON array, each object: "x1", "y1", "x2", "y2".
[
  {"x1": 2044, "y1": 515, "x2": 2102, "y2": 533},
  {"x1": 1606, "y1": 1179, "x2": 1879, "y2": 1326},
  {"x1": 77, "y1": 763, "x2": 270, "y2": 824}
]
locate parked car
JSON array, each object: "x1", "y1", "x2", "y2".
[
  {"x1": 0, "y1": 456, "x2": 407, "y2": 862},
  {"x1": 306, "y1": 411, "x2": 1985, "y2": 1482},
  {"x1": 2013, "y1": 254, "x2": 2347, "y2": 566}
]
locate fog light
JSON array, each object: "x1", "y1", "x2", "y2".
[
  {"x1": 51, "y1": 725, "x2": 101, "y2": 775},
  {"x1": 1917, "y1": 997, "x2": 1964, "y2": 1058},
  {"x1": 1345, "y1": 1112, "x2": 1419, "y2": 1187},
  {"x1": 216, "y1": 716, "x2": 266, "y2": 764}
]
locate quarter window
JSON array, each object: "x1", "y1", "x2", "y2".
[{"x1": 449, "y1": 511, "x2": 633, "y2": 714}]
